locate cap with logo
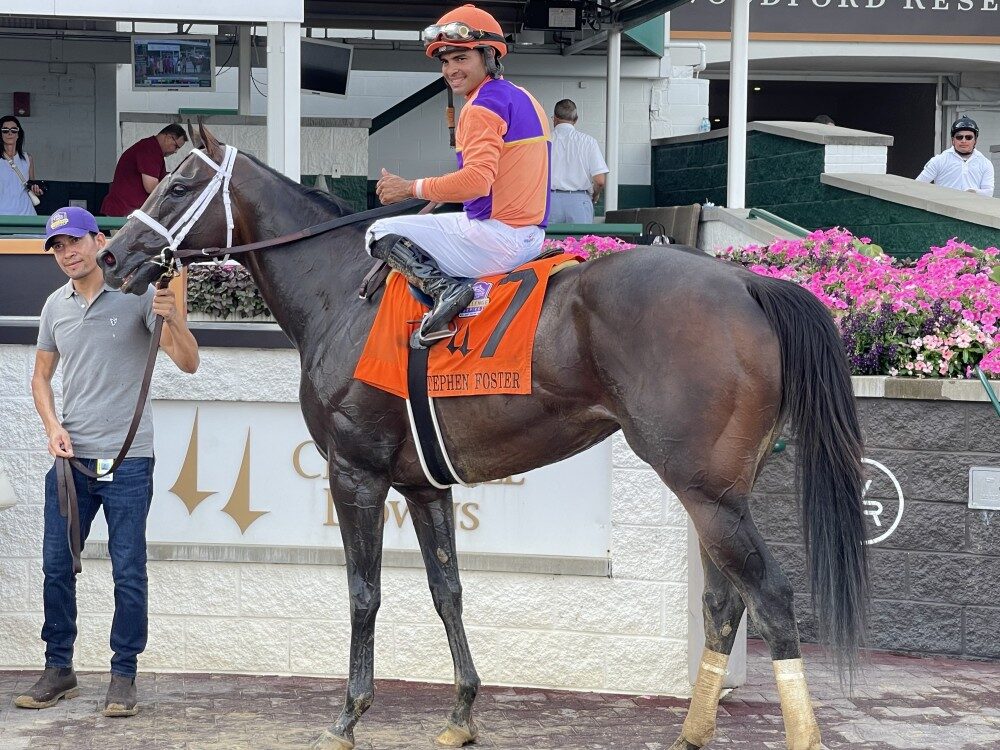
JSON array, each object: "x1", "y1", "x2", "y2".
[{"x1": 44, "y1": 206, "x2": 100, "y2": 250}]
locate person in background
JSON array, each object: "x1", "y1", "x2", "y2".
[
  {"x1": 1, "y1": 114, "x2": 44, "y2": 215},
  {"x1": 15, "y1": 206, "x2": 198, "y2": 718},
  {"x1": 100, "y1": 124, "x2": 187, "y2": 216},
  {"x1": 548, "y1": 99, "x2": 609, "y2": 224},
  {"x1": 916, "y1": 115, "x2": 995, "y2": 197}
]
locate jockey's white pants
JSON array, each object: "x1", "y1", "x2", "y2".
[{"x1": 366, "y1": 211, "x2": 544, "y2": 278}]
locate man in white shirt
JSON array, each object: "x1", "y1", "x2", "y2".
[
  {"x1": 549, "y1": 99, "x2": 610, "y2": 224},
  {"x1": 916, "y1": 116, "x2": 995, "y2": 197}
]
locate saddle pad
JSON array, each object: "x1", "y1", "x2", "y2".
[{"x1": 354, "y1": 253, "x2": 579, "y2": 399}]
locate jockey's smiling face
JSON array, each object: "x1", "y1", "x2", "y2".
[{"x1": 439, "y1": 48, "x2": 488, "y2": 97}]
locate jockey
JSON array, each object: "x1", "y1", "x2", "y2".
[{"x1": 367, "y1": 3, "x2": 551, "y2": 345}]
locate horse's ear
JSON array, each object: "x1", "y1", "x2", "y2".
[
  {"x1": 197, "y1": 117, "x2": 223, "y2": 160},
  {"x1": 186, "y1": 119, "x2": 202, "y2": 149}
]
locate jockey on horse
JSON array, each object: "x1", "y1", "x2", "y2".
[{"x1": 368, "y1": 4, "x2": 551, "y2": 346}]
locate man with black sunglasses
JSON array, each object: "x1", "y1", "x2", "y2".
[{"x1": 916, "y1": 116, "x2": 995, "y2": 197}]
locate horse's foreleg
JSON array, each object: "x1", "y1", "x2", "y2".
[
  {"x1": 403, "y1": 488, "x2": 480, "y2": 747},
  {"x1": 311, "y1": 464, "x2": 390, "y2": 750},
  {"x1": 681, "y1": 495, "x2": 821, "y2": 750},
  {"x1": 669, "y1": 544, "x2": 747, "y2": 750}
]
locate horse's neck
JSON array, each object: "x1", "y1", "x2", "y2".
[{"x1": 233, "y1": 181, "x2": 370, "y2": 348}]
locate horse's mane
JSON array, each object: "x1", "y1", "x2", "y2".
[{"x1": 240, "y1": 150, "x2": 357, "y2": 217}]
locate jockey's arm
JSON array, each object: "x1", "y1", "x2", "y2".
[{"x1": 416, "y1": 107, "x2": 505, "y2": 203}]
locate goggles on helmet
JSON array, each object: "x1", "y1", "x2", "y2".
[{"x1": 422, "y1": 21, "x2": 505, "y2": 46}]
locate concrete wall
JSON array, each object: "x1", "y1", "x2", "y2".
[
  {"x1": 0, "y1": 345, "x2": 693, "y2": 696},
  {"x1": 0, "y1": 59, "x2": 118, "y2": 214},
  {"x1": 750, "y1": 381, "x2": 1000, "y2": 659}
]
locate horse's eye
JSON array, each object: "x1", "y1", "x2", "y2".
[{"x1": 170, "y1": 184, "x2": 188, "y2": 197}]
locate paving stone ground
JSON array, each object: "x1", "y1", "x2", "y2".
[{"x1": 2, "y1": 641, "x2": 998, "y2": 750}]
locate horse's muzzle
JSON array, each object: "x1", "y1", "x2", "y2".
[{"x1": 97, "y1": 248, "x2": 125, "y2": 289}]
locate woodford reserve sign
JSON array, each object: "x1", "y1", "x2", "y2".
[
  {"x1": 670, "y1": 0, "x2": 1000, "y2": 41},
  {"x1": 89, "y1": 401, "x2": 612, "y2": 559}
]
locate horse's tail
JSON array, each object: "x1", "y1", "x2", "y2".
[{"x1": 745, "y1": 273, "x2": 868, "y2": 682}]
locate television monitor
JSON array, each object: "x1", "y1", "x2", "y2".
[
  {"x1": 131, "y1": 35, "x2": 215, "y2": 91},
  {"x1": 301, "y1": 39, "x2": 353, "y2": 97}
]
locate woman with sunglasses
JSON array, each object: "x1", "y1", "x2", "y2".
[
  {"x1": 1, "y1": 114, "x2": 44, "y2": 215},
  {"x1": 916, "y1": 115, "x2": 995, "y2": 197},
  {"x1": 368, "y1": 4, "x2": 551, "y2": 345}
]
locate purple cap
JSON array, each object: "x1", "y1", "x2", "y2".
[{"x1": 44, "y1": 206, "x2": 100, "y2": 250}]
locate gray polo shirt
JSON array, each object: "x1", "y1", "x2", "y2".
[{"x1": 37, "y1": 281, "x2": 157, "y2": 459}]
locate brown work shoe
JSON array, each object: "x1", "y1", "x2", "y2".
[
  {"x1": 102, "y1": 673, "x2": 138, "y2": 717},
  {"x1": 13, "y1": 666, "x2": 78, "y2": 709}
]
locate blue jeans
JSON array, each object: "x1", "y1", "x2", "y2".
[{"x1": 42, "y1": 457, "x2": 154, "y2": 677}]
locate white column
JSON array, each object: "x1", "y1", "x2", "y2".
[
  {"x1": 266, "y1": 21, "x2": 301, "y2": 181},
  {"x1": 238, "y1": 25, "x2": 252, "y2": 116},
  {"x1": 604, "y1": 27, "x2": 621, "y2": 213},
  {"x1": 726, "y1": 0, "x2": 750, "y2": 209}
]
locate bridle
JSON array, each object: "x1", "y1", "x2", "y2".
[
  {"x1": 116, "y1": 143, "x2": 427, "y2": 272},
  {"x1": 64, "y1": 142, "x2": 432, "y2": 573}
]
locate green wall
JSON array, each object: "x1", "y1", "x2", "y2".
[{"x1": 652, "y1": 132, "x2": 1000, "y2": 258}]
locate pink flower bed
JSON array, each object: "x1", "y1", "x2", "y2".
[
  {"x1": 720, "y1": 228, "x2": 999, "y2": 378},
  {"x1": 542, "y1": 234, "x2": 636, "y2": 260},
  {"x1": 547, "y1": 229, "x2": 1000, "y2": 378}
]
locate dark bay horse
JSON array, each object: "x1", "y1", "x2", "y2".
[{"x1": 99, "y1": 124, "x2": 867, "y2": 750}]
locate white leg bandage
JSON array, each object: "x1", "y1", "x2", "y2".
[
  {"x1": 680, "y1": 649, "x2": 730, "y2": 747},
  {"x1": 773, "y1": 658, "x2": 822, "y2": 750}
]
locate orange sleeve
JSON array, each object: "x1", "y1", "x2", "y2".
[{"x1": 422, "y1": 106, "x2": 507, "y2": 203}]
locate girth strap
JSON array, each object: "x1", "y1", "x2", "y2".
[{"x1": 405, "y1": 343, "x2": 471, "y2": 490}]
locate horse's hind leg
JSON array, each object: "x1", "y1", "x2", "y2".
[
  {"x1": 311, "y1": 464, "x2": 390, "y2": 750},
  {"x1": 679, "y1": 494, "x2": 821, "y2": 750},
  {"x1": 402, "y1": 487, "x2": 481, "y2": 747},
  {"x1": 669, "y1": 544, "x2": 746, "y2": 750}
]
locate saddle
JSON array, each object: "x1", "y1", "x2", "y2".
[{"x1": 353, "y1": 251, "x2": 579, "y2": 400}]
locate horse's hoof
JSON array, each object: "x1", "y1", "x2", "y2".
[
  {"x1": 309, "y1": 729, "x2": 354, "y2": 750},
  {"x1": 436, "y1": 720, "x2": 478, "y2": 747},
  {"x1": 668, "y1": 737, "x2": 701, "y2": 750}
]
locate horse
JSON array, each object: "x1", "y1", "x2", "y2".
[{"x1": 98, "y1": 123, "x2": 868, "y2": 750}]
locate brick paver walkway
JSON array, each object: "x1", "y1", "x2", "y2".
[{"x1": 2, "y1": 641, "x2": 997, "y2": 749}]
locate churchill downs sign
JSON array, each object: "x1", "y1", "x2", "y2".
[
  {"x1": 670, "y1": 0, "x2": 1000, "y2": 41},
  {"x1": 88, "y1": 401, "x2": 612, "y2": 559}
]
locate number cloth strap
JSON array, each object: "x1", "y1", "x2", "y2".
[
  {"x1": 353, "y1": 253, "x2": 579, "y2": 399},
  {"x1": 406, "y1": 344, "x2": 467, "y2": 489}
]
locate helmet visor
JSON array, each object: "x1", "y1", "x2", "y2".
[{"x1": 422, "y1": 22, "x2": 505, "y2": 46}]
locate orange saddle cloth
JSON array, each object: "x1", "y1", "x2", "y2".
[{"x1": 354, "y1": 253, "x2": 580, "y2": 399}]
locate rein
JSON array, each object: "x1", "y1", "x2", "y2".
[{"x1": 130, "y1": 143, "x2": 428, "y2": 267}]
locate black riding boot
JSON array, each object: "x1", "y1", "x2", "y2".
[{"x1": 371, "y1": 234, "x2": 474, "y2": 345}]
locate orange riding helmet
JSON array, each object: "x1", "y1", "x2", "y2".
[{"x1": 423, "y1": 4, "x2": 508, "y2": 60}]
